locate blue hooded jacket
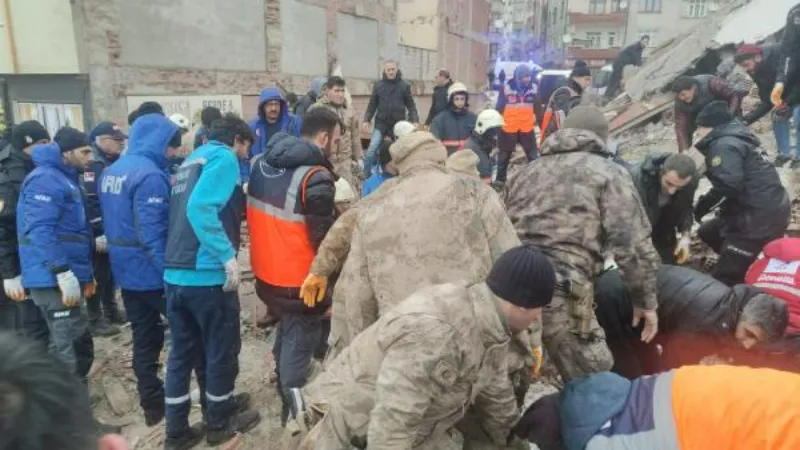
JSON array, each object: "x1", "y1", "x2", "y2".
[
  {"x1": 17, "y1": 143, "x2": 93, "y2": 288},
  {"x1": 100, "y1": 114, "x2": 178, "y2": 291},
  {"x1": 559, "y1": 372, "x2": 632, "y2": 450},
  {"x1": 244, "y1": 88, "x2": 301, "y2": 182}
]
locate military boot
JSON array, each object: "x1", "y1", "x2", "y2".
[
  {"x1": 206, "y1": 410, "x2": 261, "y2": 446},
  {"x1": 164, "y1": 424, "x2": 205, "y2": 450}
]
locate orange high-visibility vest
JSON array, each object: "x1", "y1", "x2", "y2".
[{"x1": 247, "y1": 163, "x2": 325, "y2": 288}]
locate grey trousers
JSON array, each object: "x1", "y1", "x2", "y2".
[{"x1": 29, "y1": 288, "x2": 89, "y2": 373}]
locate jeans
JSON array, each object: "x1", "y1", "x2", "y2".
[
  {"x1": 29, "y1": 288, "x2": 90, "y2": 374},
  {"x1": 273, "y1": 313, "x2": 322, "y2": 422},
  {"x1": 772, "y1": 105, "x2": 800, "y2": 158},
  {"x1": 363, "y1": 129, "x2": 384, "y2": 175},
  {"x1": 122, "y1": 289, "x2": 167, "y2": 410},
  {"x1": 164, "y1": 284, "x2": 241, "y2": 437},
  {"x1": 87, "y1": 252, "x2": 119, "y2": 324}
]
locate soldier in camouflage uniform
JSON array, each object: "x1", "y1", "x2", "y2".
[
  {"x1": 504, "y1": 106, "x2": 660, "y2": 382},
  {"x1": 284, "y1": 247, "x2": 555, "y2": 450},
  {"x1": 329, "y1": 131, "x2": 522, "y2": 354},
  {"x1": 308, "y1": 76, "x2": 364, "y2": 195}
]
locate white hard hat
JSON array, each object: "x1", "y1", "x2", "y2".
[
  {"x1": 447, "y1": 82, "x2": 469, "y2": 100},
  {"x1": 334, "y1": 177, "x2": 356, "y2": 203},
  {"x1": 169, "y1": 113, "x2": 190, "y2": 132},
  {"x1": 474, "y1": 109, "x2": 504, "y2": 135},
  {"x1": 393, "y1": 121, "x2": 416, "y2": 138}
]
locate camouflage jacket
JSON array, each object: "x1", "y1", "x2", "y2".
[
  {"x1": 309, "y1": 97, "x2": 363, "y2": 193},
  {"x1": 331, "y1": 132, "x2": 521, "y2": 348},
  {"x1": 304, "y1": 282, "x2": 519, "y2": 449},
  {"x1": 504, "y1": 129, "x2": 659, "y2": 310}
]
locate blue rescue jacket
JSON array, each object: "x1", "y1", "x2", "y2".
[
  {"x1": 164, "y1": 141, "x2": 244, "y2": 287},
  {"x1": 243, "y1": 88, "x2": 301, "y2": 182},
  {"x1": 100, "y1": 114, "x2": 178, "y2": 291},
  {"x1": 17, "y1": 143, "x2": 93, "y2": 288}
]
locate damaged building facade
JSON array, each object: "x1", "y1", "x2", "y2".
[{"x1": 0, "y1": 0, "x2": 491, "y2": 132}]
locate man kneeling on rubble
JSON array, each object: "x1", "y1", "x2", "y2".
[
  {"x1": 594, "y1": 265, "x2": 789, "y2": 378},
  {"x1": 282, "y1": 246, "x2": 555, "y2": 450},
  {"x1": 516, "y1": 365, "x2": 800, "y2": 450}
]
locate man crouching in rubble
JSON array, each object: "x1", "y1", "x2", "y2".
[
  {"x1": 281, "y1": 246, "x2": 554, "y2": 450},
  {"x1": 505, "y1": 106, "x2": 661, "y2": 382},
  {"x1": 693, "y1": 101, "x2": 790, "y2": 286},
  {"x1": 595, "y1": 265, "x2": 789, "y2": 378},
  {"x1": 517, "y1": 365, "x2": 800, "y2": 450}
]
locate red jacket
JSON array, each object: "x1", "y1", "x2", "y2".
[{"x1": 746, "y1": 237, "x2": 800, "y2": 335}]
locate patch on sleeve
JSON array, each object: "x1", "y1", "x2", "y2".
[
  {"x1": 83, "y1": 171, "x2": 95, "y2": 183},
  {"x1": 0, "y1": 198, "x2": 5, "y2": 214},
  {"x1": 430, "y1": 360, "x2": 458, "y2": 388},
  {"x1": 711, "y1": 155, "x2": 722, "y2": 167}
]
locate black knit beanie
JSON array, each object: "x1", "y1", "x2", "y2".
[
  {"x1": 487, "y1": 246, "x2": 556, "y2": 309},
  {"x1": 54, "y1": 127, "x2": 89, "y2": 153},
  {"x1": 513, "y1": 393, "x2": 566, "y2": 450},
  {"x1": 570, "y1": 60, "x2": 591, "y2": 78},
  {"x1": 11, "y1": 121, "x2": 50, "y2": 151},
  {"x1": 696, "y1": 100, "x2": 734, "y2": 128}
]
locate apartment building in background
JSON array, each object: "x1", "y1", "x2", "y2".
[
  {"x1": 0, "y1": 0, "x2": 491, "y2": 132},
  {"x1": 488, "y1": 0, "x2": 570, "y2": 68},
  {"x1": 566, "y1": 0, "x2": 730, "y2": 69}
]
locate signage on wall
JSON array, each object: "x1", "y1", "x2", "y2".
[{"x1": 126, "y1": 95, "x2": 243, "y2": 128}]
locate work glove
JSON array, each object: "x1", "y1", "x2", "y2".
[
  {"x1": 530, "y1": 345, "x2": 543, "y2": 378},
  {"x1": 95, "y1": 235, "x2": 107, "y2": 253},
  {"x1": 84, "y1": 280, "x2": 97, "y2": 299},
  {"x1": 693, "y1": 194, "x2": 717, "y2": 224},
  {"x1": 56, "y1": 270, "x2": 82, "y2": 308},
  {"x1": 222, "y1": 257, "x2": 240, "y2": 293},
  {"x1": 771, "y1": 82, "x2": 785, "y2": 106},
  {"x1": 3, "y1": 276, "x2": 25, "y2": 302},
  {"x1": 674, "y1": 235, "x2": 691, "y2": 265},
  {"x1": 633, "y1": 307, "x2": 658, "y2": 343},
  {"x1": 300, "y1": 273, "x2": 328, "y2": 308}
]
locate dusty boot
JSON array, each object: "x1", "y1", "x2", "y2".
[
  {"x1": 90, "y1": 317, "x2": 121, "y2": 337},
  {"x1": 206, "y1": 410, "x2": 262, "y2": 446},
  {"x1": 164, "y1": 424, "x2": 205, "y2": 450},
  {"x1": 256, "y1": 310, "x2": 278, "y2": 328},
  {"x1": 231, "y1": 393, "x2": 251, "y2": 414},
  {"x1": 144, "y1": 403, "x2": 165, "y2": 427},
  {"x1": 775, "y1": 154, "x2": 791, "y2": 168}
]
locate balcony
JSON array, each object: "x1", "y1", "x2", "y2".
[{"x1": 569, "y1": 11, "x2": 627, "y2": 25}]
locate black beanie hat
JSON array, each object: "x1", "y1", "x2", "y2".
[
  {"x1": 10, "y1": 121, "x2": 50, "y2": 151},
  {"x1": 513, "y1": 393, "x2": 566, "y2": 450},
  {"x1": 487, "y1": 246, "x2": 556, "y2": 309},
  {"x1": 696, "y1": 100, "x2": 734, "y2": 128},
  {"x1": 54, "y1": 127, "x2": 90, "y2": 153},
  {"x1": 570, "y1": 60, "x2": 591, "y2": 78}
]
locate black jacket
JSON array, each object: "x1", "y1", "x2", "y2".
[
  {"x1": 82, "y1": 144, "x2": 117, "y2": 238},
  {"x1": 0, "y1": 143, "x2": 34, "y2": 279},
  {"x1": 695, "y1": 121, "x2": 789, "y2": 239},
  {"x1": 254, "y1": 132, "x2": 336, "y2": 317},
  {"x1": 364, "y1": 71, "x2": 419, "y2": 134},
  {"x1": 430, "y1": 106, "x2": 477, "y2": 154},
  {"x1": 614, "y1": 42, "x2": 645, "y2": 68},
  {"x1": 426, "y1": 81, "x2": 452, "y2": 125},
  {"x1": 595, "y1": 265, "x2": 760, "y2": 341},
  {"x1": 778, "y1": 3, "x2": 800, "y2": 84},
  {"x1": 628, "y1": 153, "x2": 696, "y2": 235},
  {"x1": 294, "y1": 90, "x2": 318, "y2": 120},
  {"x1": 744, "y1": 44, "x2": 800, "y2": 124}
]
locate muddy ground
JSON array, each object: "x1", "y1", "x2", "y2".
[{"x1": 90, "y1": 111, "x2": 796, "y2": 449}]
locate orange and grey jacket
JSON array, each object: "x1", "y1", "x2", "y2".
[{"x1": 497, "y1": 65, "x2": 538, "y2": 133}]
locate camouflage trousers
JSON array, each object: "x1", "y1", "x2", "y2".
[{"x1": 542, "y1": 291, "x2": 613, "y2": 382}]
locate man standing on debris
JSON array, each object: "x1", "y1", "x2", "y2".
[
  {"x1": 736, "y1": 43, "x2": 800, "y2": 167},
  {"x1": 0, "y1": 121, "x2": 50, "y2": 343},
  {"x1": 540, "y1": 60, "x2": 593, "y2": 145},
  {"x1": 505, "y1": 106, "x2": 661, "y2": 382},
  {"x1": 329, "y1": 131, "x2": 522, "y2": 350},
  {"x1": 84, "y1": 121, "x2": 129, "y2": 337},
  {"x1": 694, "y1": 101, "x2": 791, "y2": 286},
  {"x1": 362, "y1": 60, "x2": 419, "y2": 173},
  {"x1": 163, "y1": 114, "x2": 259, "y2": 449},
  {"x1": 495, "y1": 64, "x2": 539, "y2": 187},
  {"x1": 430, "y1": 81, "x2": 478, "y2": 155},
  {"x1": 595, "y1": 265, "x2": 789, "y2": 378},
  {"x1": 308, "y1": 76, "x2": 364, "y2": 195},
  {"x1": 247, "y1": 108, "x2": 338, "y2": 425},
  {"x1": 604, "y1": 35, "x2": 649, "y2": 101},
  {"x1": 671, "y1": 75, "x2": 743, "y2": 153},
  {"x1": 628, "y1": 153, "x2": 698, "y2": 264},
  {"x1": 425, "y1": 68, "x2": 453, "y2": 128},
  {"x1": 99, "y1": 113, "x2": 182, "y2": 427},
  {"x1": 287, "y1": 246, "x2": 554, "y2": 450}
]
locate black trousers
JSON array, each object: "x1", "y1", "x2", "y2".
[
  {"x1": 87, "y1": 252, "x2": 119, "y2": 324},
  {"x1": 605, "y1": 62, "x2": 623, "y2": 100},
  {"x1": 496, "y1": 130, "x2": 537, "y2": 182}
]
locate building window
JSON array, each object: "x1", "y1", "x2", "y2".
[
  {"x1": 589, "y1": 0, "x2": 606, "y2": 14},
  {"x1": 637, "y1": 29, "x2": 657, "y2": 46},
  {"x1": 610, "y1": 0, "x2": 623, "y2": 12},
  {"x1": 685, "y1": 0, "x2": 709, "y2": 17},
  {"x1": 608, "y1": 32, "x2": 617, "y2": 47},
  {"x1": 639, "y1": 0, "x2": 662, "y2": 12},
  {"x1": 586, "y1": 32, "x2": 602, "y2": 48}
]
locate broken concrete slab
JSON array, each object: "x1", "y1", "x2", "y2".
[{"x1": 609, "y1": 93, "x2": 673, "y2": 135}]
